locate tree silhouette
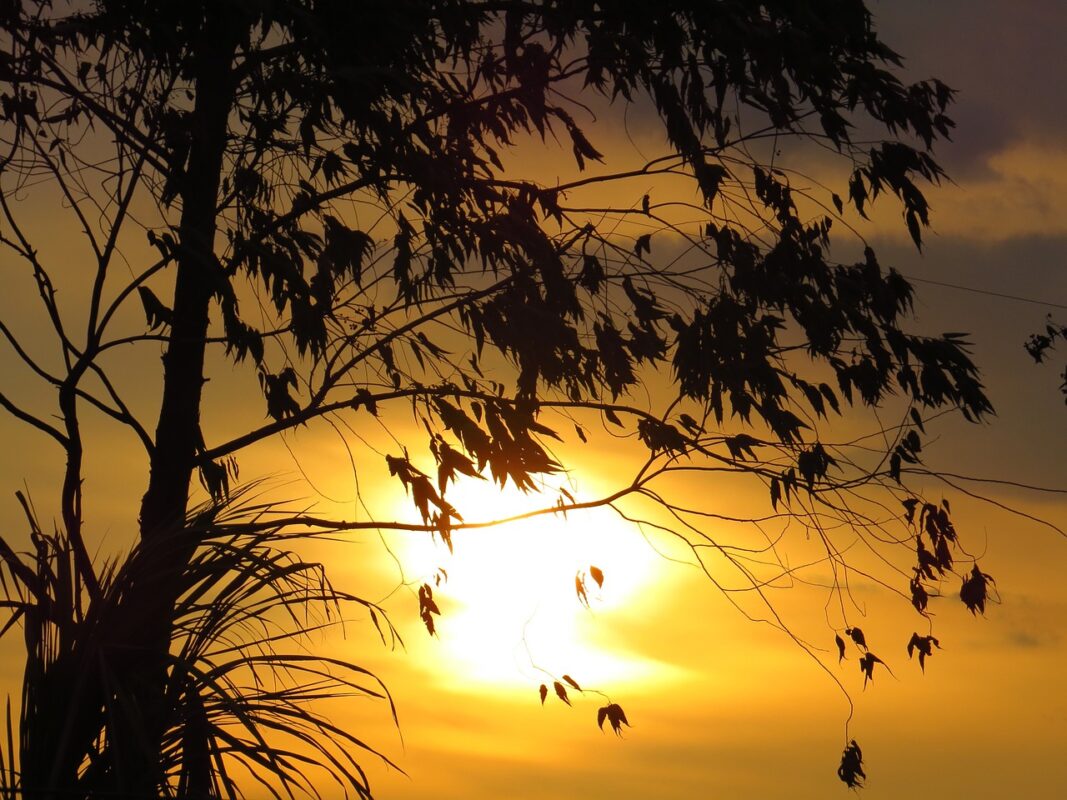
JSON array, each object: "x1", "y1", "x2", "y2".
[
  {"x1": 0, "y1": 1, "x2": 1012, "y2": 796},
  {"x1": 1026, "y1": 314, "x2": 1067, "y2": 403}
]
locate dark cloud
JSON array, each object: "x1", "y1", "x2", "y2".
[{"x1": 872, "y1": 0, "x2": 1067, "y2": 174}]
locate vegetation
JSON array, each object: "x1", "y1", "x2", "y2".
[
  {"x1": 0, "y1": 1, "x2": 1017, "y2": 796},
  {"x1": 1026, "y1": 315, "x2": 1067, "y2": 403}
]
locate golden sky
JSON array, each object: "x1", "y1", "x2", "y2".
[{"x1": 1, "y1": 1, "x2": 1066, "y2": 798}]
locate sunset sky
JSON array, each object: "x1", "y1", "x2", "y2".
[
  {"x1": 357, "y1": 3, "x2": 1067, "y2": 796},
  {"x1": 1, "y1": 1, "x2": 1066, "y2": 798}
]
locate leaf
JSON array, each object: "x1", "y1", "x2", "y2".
[
  {"x1": 858, "y1": 652, "x2": 884, "y2": 688},
  {"x1": 837, "y1": 740, "x2": 865, "y2": 788},
  {"x1": 902, "y1": 497, "x2": 919, "y2": 524},
  {"x1": 909, "y1": 407, "x2": 926, "y2": 433},
  {"x1": 418, "y1": 583, "x2": 441, "y2": 636},
  {"x1": 634, "y1": 233, "x2": 651, "y2": 256},
  {"x1": 198, "y1": 460, "x2": 229, "y2": 504},
  {"x1": 960, "y1": 563, "x2": 995, "y2": 615},
  {"x1": 562, "y1": 674, "x2": 582, "y2": 692},
  {"x1": 725, "y1": 433, "x2": 759, "y2": 461},
  {"x1": 907, "y1": 633, "x2": 940, "y2": 671},
  {"x1": 260, "y1": 369, "x2": 301, "y2": 422},
  {"x1": 539, "y1": 684, "x2": 548, "y2": 705},
  {"x1": 846, "y1": 627, "x2": 867, "y2": 650},
  {"x1": 910, "y1": 574, "x2": 929, "y2": 614},
  {"x1": 137, "y1": 286, "x2": 173, "y2": 331},
  {"x1": 678, "y1": 413, "x2": 701, "y2": 433},
  {"x1": 906, "y1": 207, "x2": 923, "y2": 249},
  {"x1": 604, "y1": 408, "x2": 623, "y2": 426},
  {"x1": 589, "y1": 566, "x2": 604, "y2": 589},
  {"x1": 575, "y1": 574, "x2": 588, "y2": 607},
  {"x1": 568, "y1": 123, "x2": 604, "y2": 171},
  {"x1": 553, "y1": 681, "x2": 570, "y2": 705},
  {"x1": 835, "y1": 633, "x2": 846, "y2": 664},
  {"x1": 597, "y1": 703, "x2": 630, "y2": 736},
  {"x1": 889, "y1": 451, "x2": 902, "y2": 483}
]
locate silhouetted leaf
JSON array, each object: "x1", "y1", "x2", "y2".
[
  {"x1": 562, "y1": 674, "x2": 582, "y2": 692},
  {"x1": 418, "y1": 583, "x2": 441, "y2": 636},
  {"x1": 909, "y1": 574, "x2": 930, "y2": 614},
  {"x1": 633, "y1": 233, "x2": 651, "y2": 256},
  {"x1": 906, "y1": 633, "x2": 940, "y2": 671},
  {"x1": 835, "y1": 634, "x2": 846, "y2": 664},
  {"x1": 846, "y1": 627, "x2": 867, "y2": 650},
  {"x1": 553, "y1": 681, "x2": 571, "y2": 705},
  {"x1": 260, "y1": 368, "x2": 300, "y2": 422},
  {"x1": 539, "y1": 684, "x2": 548, "y2": 705},
  {"x1": 858, "y1": 652, "x2": 887, "y2": 688},
  {"x1": 589, "y1": 566, "x2": 604, "y2": 589},
  {"x1": 597, "y1": 703, "x2": 630, "y2": 736},
  {"x1": 137, "y1": 286, "x2": 173, "y2": 331},
  {"x1": 838, "y1": 740, "x2": 865, "y2": 788},
  {"x1": 960, "y1": 563, "x2": 995, "y2": 615},
  {"x1": 198, "y1": 460, "x2": 228, "y2": 504}
]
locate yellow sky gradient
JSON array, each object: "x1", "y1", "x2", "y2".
[{"x1": 1, "y1": 3, "x2": 1067, "y2": 799}]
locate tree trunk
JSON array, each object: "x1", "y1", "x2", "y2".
[
  {"x1": 110, "y1": 6, "x2": 239, "y2": 795},
  {"x1": 140, "y1": 21, "x2": 237, "y2": 546}
]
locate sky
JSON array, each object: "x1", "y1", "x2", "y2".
[
  {"x1": 1, "y1": 2, "x2": 1066, "y2": 798},
  {"x1": 355, "y1": 3, "x2": 1067, "y2": 797}
]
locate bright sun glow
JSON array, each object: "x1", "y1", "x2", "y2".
[{"x1": 394, "y1": 477, "x2": 677, "y2": 692}]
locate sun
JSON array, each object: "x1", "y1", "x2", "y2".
[{"x1": 393, "y1": 476, "x2": 676, "y2": 693}]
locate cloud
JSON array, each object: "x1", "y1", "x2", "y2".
[
  {"x1": 873, "y1": 0, "x2": 1067, "y2": 175},
  {"x1": 852, "y1": 141, "x2": 1067, "y2": 243}
]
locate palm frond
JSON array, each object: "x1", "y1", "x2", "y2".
[{"x1": 0, "y1": 487, "x2": 400, "y2": 798}]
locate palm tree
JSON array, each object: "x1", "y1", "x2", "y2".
[{"x1": 1, "y1": 489, "x2": 400, "y2": 798}]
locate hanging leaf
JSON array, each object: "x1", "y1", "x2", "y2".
[
  {"x1": 846, "y1": 627, "x2": 867, "y2": 650},
  {"x1": 553, "y1": 681, "x2": 570, "y2": 705},
  {"x1": 858, "y1": 652, "x2": 888, "y2": 688},
  {"x1": 837, "y1": 740, "x2": 865, "y2": 788},
  {"x1": 418, "y1": 583, "x2": 441, "y2": 636},
  {"x1": 575, "y1": 573, "x2": 589, "y2": 607},
  {"x1": 597, "y1": 703, "x2": 630, "y2": 736},
  {"x1": 198, "y1": 459, "x2": 229, "y2": 504},
  {"x1": 589, "y1": 566, "x2": 604, "y2": 589},
  {"x1": 634, "y1": 233, "x2": 651, "y2": 256},
  {"x1": 539, "y1": 684, "x2": 548, "y2": 705},
  {"x1": 260, "y1": 368, "x2": 300, "y2": 422},
  {"x1": 137, "y1": 286, "x2": 173, "y2": 331},
  {"x1": 906, "y1": 633, "x2": 940, "y2": 671},
  {"x1": 960, "y1": 564, "x2": 995, "y2": 614}
]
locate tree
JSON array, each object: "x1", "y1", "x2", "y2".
[{"x1": 0, "y1": 1, "x2": 1006, "y2": 796}]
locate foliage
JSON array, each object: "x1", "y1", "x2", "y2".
[
  {"x1": 0, "y1": 0, "x2": 1023, "y2": 795},
  {"x1": 0, "y1": 490, "x2": 398, "y2": 798},
  {"x1": 1025, "y1": 314, "x2": 1067, "y2": 403}
]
